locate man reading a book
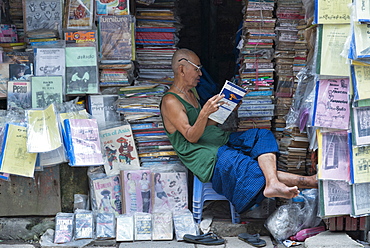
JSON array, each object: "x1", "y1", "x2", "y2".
[{"x1": 160, "y1": 48, "x2": 317, "y2": 213}]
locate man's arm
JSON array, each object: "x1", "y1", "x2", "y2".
[{"x1": 161, "y1": 94, "x2": 224, "y2": 143}]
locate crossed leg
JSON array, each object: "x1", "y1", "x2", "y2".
[{"x1": 258, "y1": 153, "x2": 317, "y2": 199}]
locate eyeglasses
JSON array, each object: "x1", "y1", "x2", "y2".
[{"x1": 178, "y1": 58, "x2": 203, "y2": 72}]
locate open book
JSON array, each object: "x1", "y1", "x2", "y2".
[{"x1": 208, "y1": 80, "x2": 247, "y2": 124}]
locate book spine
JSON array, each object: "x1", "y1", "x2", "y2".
[
  {"x1": 312, "y1": 81, "x2": 320, "y2": 126},
  {"x1": 63, "y1": 119, "x2": 76, "y2": 166},
  {"x1": 238, "y1": 110, "x2": 274, "y2": 117}
]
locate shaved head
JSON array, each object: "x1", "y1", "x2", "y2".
[{"x1": 172, "y1": 48, "x2": 198, "y2": 75}]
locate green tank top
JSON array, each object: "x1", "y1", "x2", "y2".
[{"x1": 161, "y1": 92, "x2": 230, "y2": 182}]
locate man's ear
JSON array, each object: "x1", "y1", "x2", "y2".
[{"x1": 179, "y1": 64, "x2": 185, "y2": 76}]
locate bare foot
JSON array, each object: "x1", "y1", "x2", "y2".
[{"x1": 263, "y1": 181, "x2": 300, "y2": 199}]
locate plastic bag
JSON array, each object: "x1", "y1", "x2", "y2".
[{"x1": 265, "y1": 189, "x2": 321, "y2": 242}]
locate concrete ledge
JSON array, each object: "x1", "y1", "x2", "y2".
[{"x1": 304, "y1": 231, "x2": 364, "y2": 248}]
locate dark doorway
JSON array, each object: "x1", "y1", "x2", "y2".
[{"x1": 176, "y1": 0, "x2": 243, "y2": 87}]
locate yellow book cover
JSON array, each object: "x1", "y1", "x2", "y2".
[
  {"x1": 26, "y1": 104, "x2": 62, "y2": 152},
  {"x1": 318, "y1": 24, "x2": 350, "y2": 77},
  {"x1": 315, "y1": 0, "x2": 351, "y2": 24},
  {"x1": 351, "y1": 145, "x2": 370, "y2": 183},
  {"x1": 0, "y1": 124, "x2": 37, "y2": 177}
]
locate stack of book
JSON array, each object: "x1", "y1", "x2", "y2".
[
  {"x1": 131, "y1": 123, "x2": 180, "y2": 168},
  {"x1": 135, "y1": 0, "x2": 179, "y2": 80},
  {"x1": 98, "y1": 15, "x2": 135, "y2": 91},
  {"x1": 116, "y1": 83, "x2": 180, "y2": 167},
  {"x1": 278, "y1": 127, "x2": 310, "y2": 175},
  {"x1": 25, "y1": 29, "x2": 60, "y2": 46},
  {"x1": 237, "y1": 0, "x2": 276, "y2": 131},
  {"x1": 136, "y1": 47, "x2": 176, "y2": 80},
  {"x1": 9, "y1": 0, "x2": 24, "y2": 41}
]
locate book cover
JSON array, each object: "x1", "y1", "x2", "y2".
[
  {"x1": 92, "y1": 175, "x2": 122, "y2": 215},
  {"x1": 173, "y1": 209, "x2": 198, "y2": 241},
  {"x1": 209, "y1": 80, "x2": 247, "y2": 124},
  {"x1": 116, "y1": 214, "x2": 134, "y2": 241},
  {"x1": 314, "y1": 0, "x2": 351, "y2": 24},
  {"x1": 134, "y1": 212, "x2": 152, "y2": 241},
  {"x1": 74, "y1": 209, "x2": 94, "y2": 240},
  {"x1": 98, "y1": 15, "x2": 133, "y2": 62},
  {"x1": 351, "y1": 64, "x2": 370, "y2": 101},
  {"x1": 352, "y1": 21, "x2": 370, "y2": 59},
  {"x1": 317, "y1": 130, "x2": 350, "y2": 181},
  {"x1": 64, "y1": 30, "x2": 97, "y2": 43},
  {"x1": 152, "y1": 212, "x2": 173, "y2": 240},
  {"x1": 151, "y1": 172, "x2": 188, "y2": 212},
  {"x1": 34, "y1": 47, "x2": 65, "y2": 77},
  {"x1": 0, "y1": 63, "x2": 9, "y2": 98},
  {"x1": 121, "y1": 169, "x2": 151, "y2": 214},
  {"x1": 0, "y1": 24, "x2": 18, "y2": 43},
  {"x1": 9, "y1": 63, "x2": 33, "y2": 81},
  {"x1": 351, "y1": 182, "x2": 370, "y2": 216},
  {"x1": 65, "y1": 0, "x2": 94, "y2": 29},
  {"x1": 312, "y1": 78, "x2": 350, "y2": 130},
  {"x1": 350, "y1": 144, "x2": 370, "y2": 184},
  {"x1": 0, "y1": 124, "x2": 37, "y2": 178},
  {"x1": 63, "y1": 118, "x2": 104, "y2": 166},
  {"x1": 95, "y1": 212, "x2": 116, "y2": 240},
  {"x1": 100, "y1": 125, "x2": 140, "y2": 175},
  {"x1": 31, "y1": 76, "x2": 63, "y2": 109},
  {"x1": 54, "y1": 212, "x2": 74, "y2": 244},
  {"x1": 316, "y1": 24, "x2": 350, "y2": 77},
  {"x1": 87, "y1": 94, "x2": 120, "y2": 127},
  {"x1": 96, "y1": 0, "x2": 129, "y2": 15},
  {"x1": 7, "y1": 80, "x2": 31, "y2": 110},
  {"x1": 27, "y1": 104, "x2": 62, "y2": 153},
  {"x1": 0, "y1": 172, "x2": 10, "y2": 181},
  {"x1": 39, "y1": 146, "x2": 67, "y2": 167},
  {"x1": 319, "y1": 180, "x2": 351, "y2": 218},
  {"x1": 355, "y1": 0, "x2": 370, "y2": 22},
  {"x1": 352, "y1": 106, "x2": 370, "y2": 146},
  {"x1": 23, "y1": 0, "x2": 63, "y2": 36},
  {"x1": 65, "y1": 46, "x2": 99, "y2": 95}
]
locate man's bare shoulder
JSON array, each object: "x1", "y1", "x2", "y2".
[{"x1": 162, "y1": 92, "x2": 180, "y2": 105}]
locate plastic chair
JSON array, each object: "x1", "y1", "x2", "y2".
[{"x1": 192, "y1": 175, "x2": 240, "y2": 224}]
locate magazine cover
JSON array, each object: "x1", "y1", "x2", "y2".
[
  {"x1": 92, "y1": 175, "x2": 122, "y2": 215},
  {"x1": 96, "y1": 0, "x2": 129, "y2": 15},
  {"x1": 65, "y1": 0, "x2": 94, "y2": 29},
  {"x1": 23, "y1": 0, "x2": 63, "y2": 36},
  {"x1": 98, "y1": 15, "x2": 133, "y2": 62},
  {"x1": 100, "y1": 124, "x2": 140, "y2": 175},
  {"x1": 121, "y1": 169, "x2": 151, "y2": 214},
  {"x1": 151, "y1": 172, "x2": 188, "y2": 212}
]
